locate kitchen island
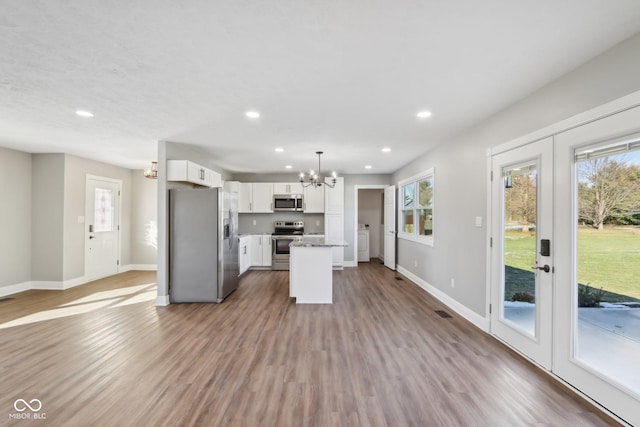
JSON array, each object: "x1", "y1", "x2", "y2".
[{"x1": 289, "y1": 236, "x2": 348, "y2": 304}]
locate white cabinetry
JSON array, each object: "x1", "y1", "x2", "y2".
[
  {"x1": 238, "y1": 183, "x2": 274, "y2": 213},
  {"x1": 166, "y1": 160, "x2": 222, "y2": 187},
  {"x1": 239, "y1": 236, "x2": 251, "y2": 275},
  {"x1": 249, "y1": 234, "x2": 272, "y2": 267},
  {"x1": 324, "y1": 177, "x2": 344, "y2": 268},
  {"x1": 273, "y1": 182, "x2": 303, "y2": 195},
  {"x1": 324, "y1": 177, "x2": 344, "y2": 214},
  {"x1": 252, "y1": 183, "x2": 274, "y2": 212},
  {"x1": 303, "y1": 185, "x2": 324, "y2": 213}
]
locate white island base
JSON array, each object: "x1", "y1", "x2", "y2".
[{"x1": 290, "y1": 245, "x2": 333, "y2": 303}]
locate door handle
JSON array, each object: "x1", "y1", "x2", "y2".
[
  {"x1": 89, "y1": 236, "x2": 96, "y2": 240},
  {"x1": 531, "y1": 264, "x2": 551, "y2": 273}
]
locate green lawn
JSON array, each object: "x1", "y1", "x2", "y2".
[{"x1": 504, "y1": 227, "x2": 640, "y2": 302}]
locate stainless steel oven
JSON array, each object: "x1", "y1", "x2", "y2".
[{"x1": 271, "y1": 221, "x2": 303, "y2": 270}]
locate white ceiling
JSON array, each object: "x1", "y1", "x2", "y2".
[{"x1": 1, "y1": 1, "x2": 640, "y2": 175}]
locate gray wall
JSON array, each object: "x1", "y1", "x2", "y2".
[
  {"x1": 32, "y1": 154, "x2": 65, "y2": 281},
  {"x1": 2, "y1": 148, "x2": 153, "y2": 289},
  {"x1": 358, "y1": 189, "x2": 384, "y2": 259},
  {"x1": 131, "y1": 171, "x2": 158, "y2": 265},
  {"x1": 63, "y1": 154, "x2": 134, "y2": 280},
  {"x1": 392, "y1": 31, "x2": 640, "y2": 317},
  {"x1": 0, "y1": 147, "x2": 32, "y2": 287}
]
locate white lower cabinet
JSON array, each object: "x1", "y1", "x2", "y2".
[
  {"x1": 249, "y1": 234, "x2": 272, "y2": 268},
  {"x1": 239, "y1": 236, "x2": 251, "y2": 275}
]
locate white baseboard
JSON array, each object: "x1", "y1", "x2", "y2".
[
  {"x1": 63, "y1": 276, "x2": 88, "y2": 289},
  {"x1": 0, "y1": 268, "x2": 158, "y2": 297},
  {"x1": 30, "y1": 276, "x2": 88, "y2": 291},
  {"x1": 120, "y1": 264, "x2": 157, "y2": 272},
  {"x1": 344, "y1": 260, "x2": 357, "y2": 268},
  {"x1": 155, "y1": 295, "x2": 170, "y2": 306},
  {"x1": 396, "y1": 266, "x2": 490, "y2": 332},
  {"x1": 0, "y1": 282, "x2": 32, "y2": 297},
  {"x1": 31, "y1": 281, "x2": 65, "y2": 290}
]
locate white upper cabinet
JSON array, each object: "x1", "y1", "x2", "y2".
[
  {"x1": 166, "y1": 160, "x2": 222, "y2": 187},
  {"x1": 324, "y1": 177, "x2": 344, "y2": 214},
  {"x1": 251, "y1": 183, "x2": 274, "y2": 213},
  {"x1": 303, "y1": 185, "x2": 324, "y2": 213},
  {"x1": 238, "y1": 183, "x2": 253, "y2": 213},
  {"x1": 238, "y1": 183, "x2": 274, "y2": 213},
  {"x1": 273, "y1": 182, "x2": 303, "y2": 195}
]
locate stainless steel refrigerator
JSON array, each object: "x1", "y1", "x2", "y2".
[{"x1": 169, "y1": 183, "x2": 239, "y2": 303}]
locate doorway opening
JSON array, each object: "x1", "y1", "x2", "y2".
[{"x1": 354, "y1": 185, "x2": 396, "y2": 270}]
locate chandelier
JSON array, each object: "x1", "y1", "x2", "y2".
[
  {"x1": 144, "y1": 161, "x2": 158, "y2": 179},
  {"x1": 299, "y1": 151, "x2": 337, "y2": 188}
]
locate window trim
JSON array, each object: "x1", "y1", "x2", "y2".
[{"x1": 398, "y1": 168, "x2": 434, "y2": 247}]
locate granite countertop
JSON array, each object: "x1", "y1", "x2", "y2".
[{"x1": 289, "y1": 236, "x2": 348, "y2": 247}]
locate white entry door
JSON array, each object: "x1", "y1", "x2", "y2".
[
  {"x1": 490, "y1": 137, "x2": 554, "y2": 369},
  {"x1": 85, "y1": 175, "x2": 121, "y2": 280},
  {"x1": 384, "y1": 185, "x2": 396, "y2": 270}
]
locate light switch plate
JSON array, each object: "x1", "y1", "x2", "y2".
[{"x1": 475, "y1": 216, "x2": 482, "y2": 227}]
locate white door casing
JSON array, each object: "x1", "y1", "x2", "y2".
[
  {"x1": 384, "y1": 185, "x2": 396, "y2": 270},
  {"x1": 85, "y1": 175, "x2": 121, "y2": 280}
]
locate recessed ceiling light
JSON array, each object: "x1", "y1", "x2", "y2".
[
  {"x1": 416, "y1": 111, "x2": 432, "y2": 119},
  {"x1": 381, "y1": 147, "x2": 391, "y2": 153},
  {"x1": 76, "y1": 110, "x2": 94, "y2": 118},
  {"x1": 285, "y1": 165, "x2": 292, "y2": 169},
  {"x1": 365, "y1": 165, "x2": 372, "y2": 169},
  {"x1": 275, "y1": 147, "x2": 284, "y2": 152},
  {"x1": 246, "y1": 111, "x2": 260, "y2": 119}
]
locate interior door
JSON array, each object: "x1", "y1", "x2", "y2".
[
  {"x1": 490, "y1": 137, "x2": 553, "y2": 369},
  {"x1": 383, "y1": 185, "x2": 396, "y2": 270},
  {"x1": 85, "y1": 176, "x2": 121, "y2": 280}
]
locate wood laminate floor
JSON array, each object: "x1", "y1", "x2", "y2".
[{"x1": 0, "y1": 263, "x2": 619, "y2": 427}]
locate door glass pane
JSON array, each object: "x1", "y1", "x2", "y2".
[
  {"x1": 502, "y1": 163, "x2": 537, "y2": 336},
  {"x1": 94, "y1": 188, "x2": 114, "y2": 232},
  {"x1": 575, "y1": 149, "x2": 640, "y2": 394}
]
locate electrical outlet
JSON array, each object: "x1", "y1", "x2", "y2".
[
  {"x1": 316, "y1": 220, "x2": 320, "y2": 226},
  {"x1": 414, "y1": 260, "x2": 418, "y2": 267},
  {"x1": 451, "y1": 278, "x2": 455, "y2": 288},
  {"x1": 253, "y1": 220, "x2": 257, "y2": 226}
]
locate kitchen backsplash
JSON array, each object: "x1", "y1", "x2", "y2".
[{"x1": 238, "y1": 212, "x2": 324, "y2": 234}]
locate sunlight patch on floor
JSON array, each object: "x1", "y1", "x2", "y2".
[{"x1": 0, "y1": 283, "x2": 157, "y2": 329}]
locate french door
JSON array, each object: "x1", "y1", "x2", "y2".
[
  {"x1": 490, "y1": 137, "x2": 554, "y2": 369},
  {"x1": 554, "y1": 106, "x2": 640, "y2": 427},
  {"x1": 491, "y1": 105, "x2": 640, "y2": 426}
]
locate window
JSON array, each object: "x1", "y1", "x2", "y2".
[
  {"x1": 399, "y1": 169, "x2": 434, "y2": 245},
  {"x1": 94, "y1": 188, "x2": 115, "y2": 232}
]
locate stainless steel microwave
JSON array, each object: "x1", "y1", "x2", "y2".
[{"x1": 273, "y1": 194, "x2": 303, "y2": 211}]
